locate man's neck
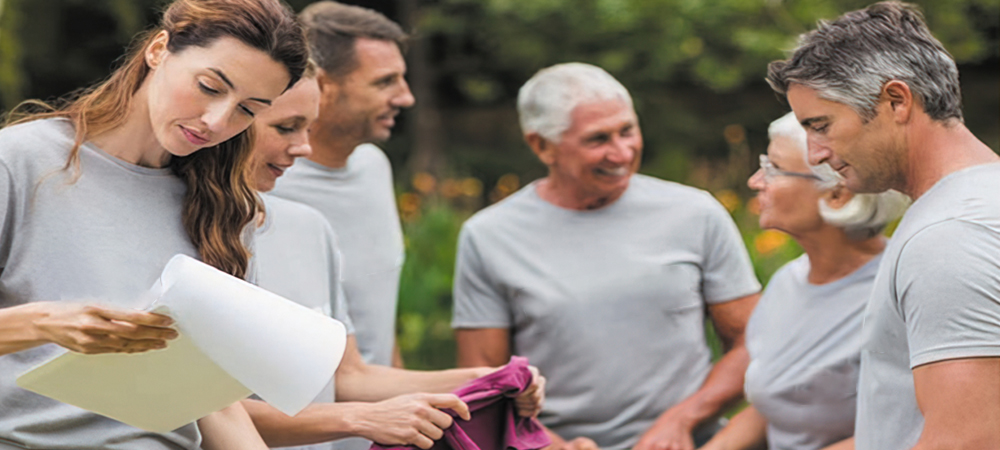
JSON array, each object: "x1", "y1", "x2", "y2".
[
  {"x1": 903, "y1": 116, "x2": 998, "y2": 199},
  {"x1": 535, "y1": 177, "x2": 628, "y2": 211},
  {"x1": 307, "y1": 129, "x2": 362, "y2": 169}
]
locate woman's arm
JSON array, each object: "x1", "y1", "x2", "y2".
[
  {"x1": 199, "y1": 402, "x2": 268, "y2": 450},
  {"x1": 335, "y1": 336, "x2": 491, "y2": 401},
  {"x1": 820, "y1": 437, "x2": 853, "y2": 450},
  {"x1": 0, "y1": 302, "x2": 177, "y2": 356},
  {"x1": 697, "y1": 406, "x2": 768, "y2": 450},
  {"x1": 243, "y1": 393, "x2": 469, "y2": 449}
]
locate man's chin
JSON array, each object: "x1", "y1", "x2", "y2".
[{"x1": 365, "y1": 126, "x2": 394, "y2": 144}]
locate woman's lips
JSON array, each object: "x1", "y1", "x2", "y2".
[
  {"x1": 180, "y1": 126, "x2": 209, "y2": 146},
  {"x1": 267, "y1": 164, "x2": 285, "y2": 179}
]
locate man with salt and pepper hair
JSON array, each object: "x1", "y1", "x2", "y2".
[
  {"x1": 453, "y1": 62, "x2": 762, "y2": 450},
  {"x1": 768, "y1": 2, "x2": 1000, "y2": 449}
]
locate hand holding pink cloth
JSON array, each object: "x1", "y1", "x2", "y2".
[{"x1": 371, "y1": 356, "x2": 550, "y2": 450}]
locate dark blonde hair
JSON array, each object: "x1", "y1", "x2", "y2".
[
  {"x1": 6, "y1": 0, "x2": 308, "y2": 279},
  {"x1": 299, "y1": 1, "x2": 408, "y2": 79}
]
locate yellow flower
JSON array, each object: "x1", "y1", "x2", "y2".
[
  {"x1": 462, "y1": 178, "x2": 483, "y2": 198},
  {"x1": 398, "y1": 192, "x2": 421, "y2": 214},
  {"x1": 754, "y1": 230, "x2": 789, "y2": 255},
  {"x1": 715, "y1": 189, "x2": 741, "y2": 213},
  {"x1": 412, "y1": 172, "x2": 437, "y2": 195}
]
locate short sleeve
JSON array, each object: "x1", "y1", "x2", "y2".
[
  {"x1": 700, "y1": 195, "x2": 761, "y2": 304},
  {"x1": 325, "y1": 225, "x2": 355, "y2": 335},
  {"x1": 897, "y1": 220, "x2": 1000, "y2": 368},
  {"x1": 451, "y1": 224, "x2": 513, "y2": 329},
  {"x1": 0, "y1": 159, "x2": 17, "y2": 271}
]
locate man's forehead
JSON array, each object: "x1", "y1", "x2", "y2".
[
  {"x1": 352, "y1": 38, "x2": 406, "y2": 74},
  {"x1": 569, "y1": 100, "x2": 637, "y2": 129},
  {"x1": 787, "y1": 84, "x2": 837, "y2": 121}
]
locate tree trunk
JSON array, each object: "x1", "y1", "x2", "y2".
[{"x1": 399, "y1": 0, "x2": 446, "y2": 178}]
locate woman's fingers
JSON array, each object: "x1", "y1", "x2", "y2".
[
  {"x1": 36, "y1": 303, "x2": 178, "y2": 354},
  {"x1": 94, "y1": 307, "x2": 174, "y2": 328},
  {"x1": 426, "y1": 393, "x2": 471, "y2": 421}
]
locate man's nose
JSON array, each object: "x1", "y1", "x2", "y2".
[
  {"x1": 607, "y1": 136, "x2": 635, "y2": 164},
  {"x1": 807, "y1": 136, "x2": 831, "y2": 166},
  {"x1": 393, "y1": 79, "x2": 416, "y2": 109}
]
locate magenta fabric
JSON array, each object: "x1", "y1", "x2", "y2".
[{"x1": 370, "y1": 356, "x2": 550, "y2": 450}]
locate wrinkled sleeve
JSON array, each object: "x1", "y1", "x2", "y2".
[
  {"x1": 451, "y1": 224, "x2": 512, "y2": 329},
  {"x1": 324, "y1": 223, "x2": 355, "y2": 335},
  {"x1": 700, "y1": 194, "x2": 761, "y2": 304},
  {"x1": 0, "y1": 155, "x2": 18, "y2": 274},
  {"x1": 897, "y1": 220, "x2": 1000, "y2": 368}
]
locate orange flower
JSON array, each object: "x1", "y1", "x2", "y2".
[
  {"x1": 754, "y1": 230, "x2": 789, "y2": 255},
  {"x1": 462, "y1": 178, "x2": 483, "y2": 197},
  {"x1": 440, "y1": 179, "x2": 463, "y2": 199},
  {"x1": 412, "y1": 172, "x2": 437, "y2": 195},
  {"x1": 715, "y1": 189, "x2": 741, "y2": 213}
]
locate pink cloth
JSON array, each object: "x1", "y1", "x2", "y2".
[{"x1": 371, "y1": 356, "x2": 550, "y2": 450}]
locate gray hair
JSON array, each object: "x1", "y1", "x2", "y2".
[
  {"x1": 517, "y1": 63, "x2": 635, "y2": 142},
  {"x1": 768, "y1": 112, "x2": 910, "y2": 239},
  {"x1": 767, "y1": 1, "x2": 962, "y2": 123}
]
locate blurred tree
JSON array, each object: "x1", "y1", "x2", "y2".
[{"x1": 417, "y1": 0, "x2": 998, "y2": 98}]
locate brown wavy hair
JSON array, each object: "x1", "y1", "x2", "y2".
[{"x1": 6, "y1": 0, "x2": 308, "y2": 279}]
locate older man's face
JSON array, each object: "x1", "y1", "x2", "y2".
[{"x1": 544, "y1": 99, "x2": 642, "y2": 201}]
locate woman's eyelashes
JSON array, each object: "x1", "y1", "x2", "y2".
[{"x1": 198, "y1": 81, "x2": 255, "y2": 117}]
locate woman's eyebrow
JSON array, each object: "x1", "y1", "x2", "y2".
[{"x1": 209, "y1": 68, "x2": 272, "y2": 105}]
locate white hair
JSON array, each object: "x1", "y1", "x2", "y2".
[
  {"x1": 517, "y1": 63, "x2": 634, "y2": 142},
  {"x1": 768, "y1": 112, "x2": 910, "y2": 238}
]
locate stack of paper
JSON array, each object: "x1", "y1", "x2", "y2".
[{"x1": 17, "y1": 254, "x2": 347, "y2": 432}]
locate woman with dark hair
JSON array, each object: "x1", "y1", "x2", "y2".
[{"x1": 0, "y1": 0, "x2": 308, "y2": 448}]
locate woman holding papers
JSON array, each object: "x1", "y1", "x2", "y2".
[
  {"x1": 0, "y1": 0, "x2": 307, "y2": 449},
  {"x1": 246, "y1": 70, "x2": 545, "y2": 450},
  {"x1": 697, "y1": 113, "x2": 908, "y2": 450}
]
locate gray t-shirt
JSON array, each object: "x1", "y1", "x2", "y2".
[
  {"x1": 254, "y1": 194, "x2": 355, "y2": 450},
  {"x1": 855, "y1": 163, "x2": 1000, "y2": 450},
  {"x1": 452, "y1": 174, "x2": 761, "y2": 449},
  {"x1": 271, "y1": 144, "x2": 403, "y2": 368},
  {"x1": 0, "y1": 119, "x2": 202, "y2": 449},
  {"x1": 745, "y1": 253, "x2": 880, "y2": 450}
]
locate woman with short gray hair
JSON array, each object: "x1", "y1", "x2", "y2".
[{"x1": 698, "y1": 112, "x2": 908, "y2": 450}]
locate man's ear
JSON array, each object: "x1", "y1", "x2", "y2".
[
  {"x1": 525, "y1": 133, "x2": 555, "y2": 166},
  {"x1": 145, "y1": 30, "x2": 170, "y2": 69},
  {"x1": 822, "y1": 184, "x2": 855, "y2": 210},
  {"x1": 315, "y1": 67, "x2": 348, "y2": 102},
  {"x1": 882, "y1": 80, "x2": 914, "y2": 123}
]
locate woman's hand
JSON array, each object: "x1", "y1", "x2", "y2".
[
  {"x1": 515, "y1": 365, "x2": 546, "y2": 418},
  {"x1": 32, "y1": 302, "x2": 178, "y2": 354},
  {"x1": 351, "y1": 393, "x2": 471, "y2": 449}
]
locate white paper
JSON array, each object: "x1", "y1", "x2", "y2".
[{"x1": 17, "y1": 254, "x2": 347, "y2": 433}]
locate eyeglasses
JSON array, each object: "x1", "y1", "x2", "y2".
[{"x1": 758, "y1": 154, "x2": 822, "y2": 182}]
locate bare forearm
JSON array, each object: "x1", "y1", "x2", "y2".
[
  {"x1": 0, "y1": 303, "x2": 48, "y2": 356},
  {"x1": 698, "y1": 406, "x2": 767, "y2": 450},
  {"x1": 820, "y1": 437, "x2": 853, "y2": 450},
  {"x1": 336, "y1": 364, "x2": 490, "y2": 402},
  {"x1": 666, "y1": 345, "x2": 749, "y2": 428},
  {"x1": 242, "y1": 399, "x2": 358, "y2": 447},
  {"x1": 199, "y1": 403, "x2": 268, "y2": 450}
]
